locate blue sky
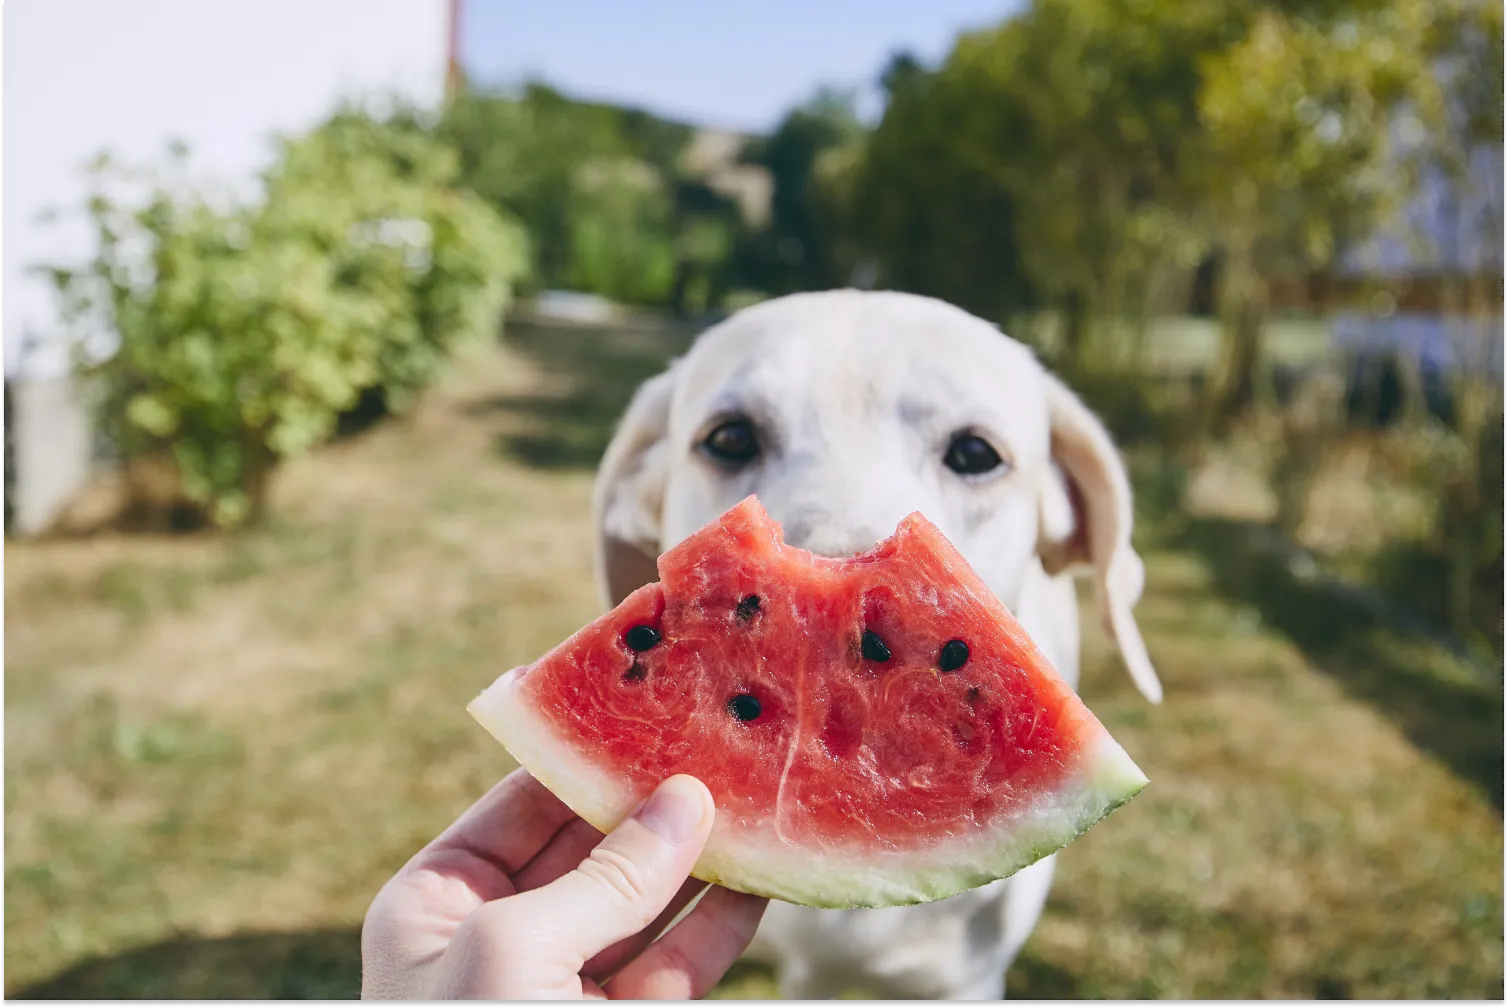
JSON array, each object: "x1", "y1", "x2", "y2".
[{"x1": 459, "y1": 0, "x2": 1021, "y2": 133}]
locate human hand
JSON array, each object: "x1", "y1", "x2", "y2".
[{"x1": 361, "y1": 769, "x2": 767, "y2": 999}]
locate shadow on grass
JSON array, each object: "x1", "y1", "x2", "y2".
[
  {"x1": 476, "y1": 318, "x2": 701, "y2": 470},
  {"x1": 1170, "y1": 515, "x2": 1504, "y2": 807},
  {"x1": 13, "y1": 930, "x2": 1091, "y2": 1001},
  {"x1": 1005, "y1": 950, "x2": 1084, "y2": 998},
  {"x1": 15, "y1": 928, "x2": 362, "y2": 999}
]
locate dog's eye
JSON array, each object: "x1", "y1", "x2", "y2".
[
  {"x1": 702, "y1": 417, "x2": 761, "y2": 467},
  {"x1": 943, "y1": 432, "x2": 1005, "y2": 476}
]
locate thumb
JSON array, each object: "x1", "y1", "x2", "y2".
[{"x1": 508, "y1": 775, "x2": 715, "y2": 965}]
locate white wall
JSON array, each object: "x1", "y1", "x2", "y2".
[
  {"x1": 3, "y1": 0, "x2": 447, "y2": 535},
  {"x1": 4, "y1": 0, "x2": 449, "y2": 380}
]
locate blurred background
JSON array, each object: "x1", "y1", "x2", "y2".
[{"x1": 4, "y1": 0, "x2": 1502, "y2": 998}]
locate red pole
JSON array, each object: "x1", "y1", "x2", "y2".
[{"x1": 446, "y1": 0, "x2": 462, "y2": 101}]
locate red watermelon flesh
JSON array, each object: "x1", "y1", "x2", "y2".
[{"x1": 469, "y1": 496, "x2": 1147, "y2": 908}]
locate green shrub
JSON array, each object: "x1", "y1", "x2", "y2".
[{"x1": 46, "y1": 108, "x2": 528, "y2": 527}]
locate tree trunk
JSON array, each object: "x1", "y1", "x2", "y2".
[
  {"x1": 1443, "y1": 372, "x2": 1495, "y2": 649},
  {"x1": 238, "y1": 427, "x2": 278, "y2": 528},
  {"x1": 1206, "y1": 247, "x2": 1268, "y2": 433},
  {"x1": 1448, "y1": 521, "x2": 1477, "y2": 646},
  {"x1": 1271, "y1": 449, "x2": 1312, "y2": 538},
  {"x1": 668, "y1": 258, "x2": 692, "y2": 319},
  {"x1": 1060, "y1": 289, "x2": 1088, "y2": 372}
]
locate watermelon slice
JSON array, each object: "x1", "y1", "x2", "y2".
[{"x1": 469, "y1": 496, "x2": 1146, "y2": 909}]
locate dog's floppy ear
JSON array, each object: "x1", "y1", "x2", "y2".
[
  {"x1": 1036, "y1": 372, "x2": 1163, "y2": 704},
  {"x1": 592, "y1": 363, "x2": 681, "y2": 609}
]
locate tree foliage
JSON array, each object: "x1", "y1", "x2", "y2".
[
  {"x1": 566, "y1": 158, "x2": 677, "y2": 304},
  {"x1": 842, "y1": 58, "x2": 1035, "y2": 324},
  {"x1": 46, "y1": 107, "x2": 528, "y2": 527},
  {"x1": 842, "y1": 0, "x2": 1473, "y2": 394},
  {"x1": 439, "y1": 83, "x2": 746, "y2": 312},
  {"x1": 741, "y1": 87, "x2": 867, "y2": 295}
]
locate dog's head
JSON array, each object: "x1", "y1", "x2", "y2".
[{"x1": 591, "y1": 290, "x2": 1160, "y2": 703}]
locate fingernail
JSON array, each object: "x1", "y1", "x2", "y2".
[{"x1": 633, "y1": 776, "x2": 708, "y2": 844}]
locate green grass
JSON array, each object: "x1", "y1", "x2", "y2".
[{"x1": 5, "y1": 326, "x2": 1501, "y2": 999}]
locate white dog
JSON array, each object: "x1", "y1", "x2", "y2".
[{"x1": 590, "y1": 289, "x2": 1161, "y2": 1000}]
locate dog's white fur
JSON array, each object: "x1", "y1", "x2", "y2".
[{"x1": 591, "y1": 289, "x2": 1160, "y2": 999}]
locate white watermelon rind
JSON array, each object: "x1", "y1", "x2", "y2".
[{"x1": 468, "y1": 667, "x2": 1148, "y2": 910}]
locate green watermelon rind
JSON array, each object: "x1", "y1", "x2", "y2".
[{"x1": 468, "y1": 667, "x2": 1148, "y2": 910}]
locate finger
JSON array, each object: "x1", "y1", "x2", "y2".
[
  {"x1": 494, "y1": 774, "x2": 714, "y2": 965},
  {"x1": 604, "y1": 886, "x2": 770, "y2": 999},
  {"x1": 582, "y1": 877, "x2": 708, "y2": 981},
  {"x1": 407, "y1": 767, "x2": 577, "y2": 902},
  {"x1": 511, "y1": 816, "x2": 604, "y2": 892},
  {"x1": 362, "y1": 768, "x2": 581, "y2": 985},
  {"x1": 513, "y1": 817, "x2": 707, "y2": 974}
]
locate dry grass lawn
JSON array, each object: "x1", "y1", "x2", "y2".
[{"x1": 5, "y1": 330, "x2": 1502, "y2": 998}]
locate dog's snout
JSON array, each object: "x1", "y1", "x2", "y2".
[
  {"x1": 778, "y1": 510, "x2": 894, "y2": 559},
  {"x1": 792, "y1": 531, "x2": 885, "y2": 559}
]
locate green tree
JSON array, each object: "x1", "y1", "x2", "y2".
[
  {"x1": 441, "y1": 85, "x2": 634, "y2": 289},
  {"x1": 848, "y1": 54, "x2": 1036, "y2": 326},
  {"x1": 945, "y1": 0, "x2": 1216, "y2": 366},
  {"x1": 853, "y1": 0, "x2": 1455, "y2": 393},
  {"x1": 566, "y1": 158, "x2": 677, "y2": 304},
  {"x1": 1193, "y1": 0, "x2": 1446, "y2": 426},
  {"x1": 440, "y1": 84, "x2": 715, "y2": 306},
  {"x1": 1402, "y1": 0, "x2": 1505, "y2": 652},
  {"x1": 744, "y1": 87, "x2": 867, "y2": 294},
  {"x1": 668, "y1": 200, "x2": 738, "y2": 317}
]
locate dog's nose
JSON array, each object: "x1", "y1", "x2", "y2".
[
  {"x1": 797, "y1": 538, "x2": 878, "y2": 559},
  {"x1": 778, "y1": 512, "x2": 892, "y2": 559}
]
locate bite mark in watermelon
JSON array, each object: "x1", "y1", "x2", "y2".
[{"x1": 469, "y1": 497, "x2": 1147, "y2": 909}]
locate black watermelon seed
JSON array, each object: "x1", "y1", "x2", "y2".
[
  {"x1": 861, "y1": 629, "x2": 892, "y2": 663},
  {"x1": 625, "y1": 625, "x2": 661, "y2": 652},
  {"x1": 736, "y1": 595, "x2": 761, "y2": 622},
  {"x1": 966, "y1": 686, "x2": 982, "y2": 707},
  {"x1": 728, "y1": 693, "x2": 762, "y2": 721},
  {"x1": 939, "y1": 639, "x2": 970, "y2": 672},
  {"x1": 622, "y1": 660, "x2": 647, "y2": 683}
]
